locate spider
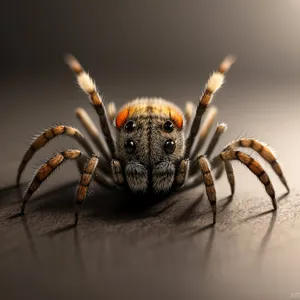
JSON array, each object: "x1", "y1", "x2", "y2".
[{"x1": 16, "y1": 55, "x2": 289, "y2": 225}]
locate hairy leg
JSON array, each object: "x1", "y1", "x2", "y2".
[
  {"x1": 21, "y1": 149, "x2": 82, "y2": 213},
  {"x1": 198, "y1": 155, "x2": 217, "y2": 224},
  {"x1": 17, "y1": 125, "x2": 93, "y2": 185},
  {"x1": 75, "y1": 155, "x2": 99, "y2": 225},
  {"x1": 189, "y1": 106, "x2": 218, "y2": 160},
  {"x1": 220, "y1": 149, "x2": 277, "y2": 209},
  {"x1": 66, "y1": 54, "x2": 116, "y2": 157},
  {"x1": 75, "y1": 107, "x2": 111, "y2": 164},
  {"x1": 185, "y1": 55, "x2": 235, "y2": 157},
  {"x1": 224, "y1": 138, "x2": 289, "y2": 192}
]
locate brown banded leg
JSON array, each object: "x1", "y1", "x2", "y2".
[
  {"x1": 75, "y1": 155, "x2": 99, "y2": 225},
  {"x1": 189, "y1": 121, "x2": 226, "y2": 176},
  {"x1": 76, "y1": 154, "x2": 114, "y2": 190},
  {"x1": 198, "y1": 155, "x2": 217, "y2": 224},
  {"x1": 17, "y1": 125, "x2": 93, "y2": 185},
  {"x1": 185, "y1": 55, "x2": 235, "y2": 157},
  {"x1": 66, "y1": 54, "x2": 116, "y2": 157},
  {"x1": 224, "y1": 138, "x2": 289, "y2": 192},
  {"x1": 21, "y1": 149, "x2": 82, "y2": 214},
  {"x1": 107, "y1": 102, "x2": 117, "y2": 123},
  {"x1": 220, "y1": 149, "x2": 277, "y2": 209},
  {"x1": 111, "y1": 159, "x2": 125, "y2": 190},
  {"x1": 205, "y1": 123, "x2": 227, "y2": 159},
  {"x1": 224, "y1": 161, "x2": 235, "y2": 195},
  {"x1": 189, "y1": 106, "x2": 218, "y2": 160},
  {"x1": 76, "y1": 108, "x2": 111, "y2": 164},
  {"x1": 175, "y1": 159, "x2": 189, "y2": 187}
]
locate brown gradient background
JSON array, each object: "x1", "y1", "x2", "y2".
[{"x1": 1, "y1": 1, "x2": 300, "y2": 299}]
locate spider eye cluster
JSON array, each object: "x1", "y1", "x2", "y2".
[
  {"x1": 164, "y1": 139, "x2": 176, "y2": 154},
  {"x1": 125, "y1": 120, "x2": 136, "y2": 132},
  {"x1": 163, "y1": 120, "x2": 174, "y2": 133},
  {"x1": 124, "y1": 140, "x2": 136, "y2": 154}
]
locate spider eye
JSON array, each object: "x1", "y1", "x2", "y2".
[
  {"x1": 125, "y1": 140, "x2": 136, "y2": 154},
  {"x1": 164, "y1": 139, "x2": 176, "y2": 154},
  {"x1": 163, "y1": 120, "x2": 174, "y2": 133},
  {"x1": 125, "y1": 120, "x2": 136, "y2": 132}
]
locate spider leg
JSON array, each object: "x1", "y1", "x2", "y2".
[
  {"x1": 224, "y1": 138, "x2": 289, "y2": 192},
  {"x1": 76, "y1": 154, "x2": 114, "y2": 190},
  {"x1": 75, "y1": 155, "x2": 99, "y2": 225},
  {"x1": 223, "y1": 160, "x2": 235, "y2": 195},
  {"x1": 189, "y1": 120, "x2": 226, "y2": 175},
  {"x1": 107, "y1": 102, "x2": 117, "y2": 123},
  {"x1": 220, "y1": 149, "x2": 277, "y2": 209},
  {"x1": 175, "y1": 159, "x2": 189, "y2": 187},
  {"x1": 76, "y1": 107, "x2": 111, "y2": 162},
  {"x1": 185, "y1": 55, "x2": 235, "y2": 157},
  {"x1": 111, "y1": 159, "x2": 125, "y2": 190},
  {"x1": 17, "y1": 125, "x2": 94, "y2": 185},
  {"x1": 205, "y1": 123, "x2": 228, "y2": 159},
  {"x1": 189, "y1": 106, "x2": 218, "y2": 160},
  {"x1": 21, "y1": 149, "x2": 82, "y2": 214},
  {"x1": 184, "y1": 101, "x2": 196, "y2": 133},
  {"x1": 66, "y1": 54, "x2": 116, "y2": 157},
  {"x1": 198, "y1": 155, "x2": 217, "y2": 224}
]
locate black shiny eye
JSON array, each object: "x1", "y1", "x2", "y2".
[
  {"x1": 125, "y1": 140, "x2": 136, "y2": 154},
  {"x1": 164, "y1": 139, "x2": 176, "y2": 154},
  {"x1": 125, "y1": 120, "x2": 136, "y2": 132},
  {"x1": 163, "y1": 120, "x2": 174, "y2": 133}
]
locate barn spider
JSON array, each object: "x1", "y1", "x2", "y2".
[{"x1": 16, "y1": 55, "x2": 289, "y2": 225}]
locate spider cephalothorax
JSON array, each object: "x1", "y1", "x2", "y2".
[
  {"x1": 16, "y1": 55, "x2": 289, "y2": 225},
  {"x1": 114, "y1": 98, "x2": 186, "y2": 194}
]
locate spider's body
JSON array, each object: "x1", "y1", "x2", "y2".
[
  {"x1": 114, "y1": 98, "x2": 186, "y2": 194},
  {"x1": 17, "y1": 55, "x2": 289, "y2": 225}
]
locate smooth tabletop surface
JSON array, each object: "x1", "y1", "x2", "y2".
[{"x1": 0, "y1": 73, "x2": 299, "y2": 300}]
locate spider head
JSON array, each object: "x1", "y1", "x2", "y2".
[{"x1": 115, "y1": 98, "x2": 186, "y2": 167}]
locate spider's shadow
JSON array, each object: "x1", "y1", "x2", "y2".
[{"x1": 17, "y1": 181, "x2": 182, "y2": 224}]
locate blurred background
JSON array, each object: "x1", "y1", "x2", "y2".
[{"x1": 1, "y1": 1, "x2": 300, "y2": 299}]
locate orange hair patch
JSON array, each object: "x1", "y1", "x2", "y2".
[{"x1": 116, "y1": 102, "x2": 183, "y2": 129}]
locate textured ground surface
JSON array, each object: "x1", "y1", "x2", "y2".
[{"x1": 0, "y1": 74, "x2": 299, "y2": 300}]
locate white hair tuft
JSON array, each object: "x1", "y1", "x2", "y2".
[
  {"x1": 77, "y1": 72, "x2": 96, "y2": 94},
  {"x1": 206, "y1": 72, "x2": 224, "y2": 93}
]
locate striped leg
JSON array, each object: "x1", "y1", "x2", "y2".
[
  {"x1": 186, "y1": 55, "x2": 235, "y2": 157},
  {"x1": 189, "y1": 106, "x2": 218, "y2": 160},
  {"x1": 224, "y1": 138, "x2": 289, "y2": 192},
  {"x1": 17, "y1": 125, "x2": 93, "y2": 185},
  {"x1": 21, "y1": 149, "x2": 82, "y2": 214},
  {"x1": 66, "y1": 54, "x2": 116, "y2": 157},
  {"x1": 205, "y1": 123, "x2": 228, "y2": 159},
  {"x1": 189, "y1": 121, "x2": 226, "y2": 176},
  {"x1": 198, "y1": 155, "x2": 217, "y2": 224},
  {"x1": 224, "y1": 161, "x2": 235, "y2": 195},
  {"x1": 220, "y1": 150, "x2": 277, "y2": 209},
  {"x1": 75, "y1": 155, "x2": 99, "y2": 225},
  {"x1": 76, "y1": 154, "x2": 114, "y2": 190},
  {"x1": 76, "y1": 107, "x2": 111, "y2": 162}
]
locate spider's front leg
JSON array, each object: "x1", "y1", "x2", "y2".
[
  {"x1": 197, "y1": 156, "x2": 217, "y2": 224},
  {"x1": 111, "y1": 159, "x2": 125, "y2": 190},
  {"x1": 20, "y1": 149, "x2": 101, "y2": 226},
  {"x1": 219, "y1": 149, "x2": 277, "y2": 209},
  {"x1": 175, "y1": 159, "x2": 190, "y2": 187}
]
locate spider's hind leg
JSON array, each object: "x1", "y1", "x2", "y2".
[
  {"x1": 224, "y1": 138, "x2": 289, "y2": 192},
  {"x1": 220, "y1": 149, "x2": 277, "y2": 209}
]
